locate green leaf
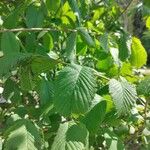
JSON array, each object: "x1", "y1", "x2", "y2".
[
  {"x1": 118, "y1": 34, "x2": 130, "y2": 61},
  {"x1": 96, "y1": 56, "x2": 113, "y2": 71},
  {"x1": 3, "y1": 78, "x2": 21, "y2": 105},
  {"x1": 31, "y1": 55, "x2": 57, "y2": 74},
  {"x1": 4, "y1": 119, "x2": 42, "y2": 150},
  {"x1": 99, "y1": 32, "x2": 109, "y2": 53},
  {"x1": 43, "y1": 33, "x2": 54, "y2": 51},
  {"x1": 20, "y1": 66, "x2": 33, "y2": 91},
  {"x1": 25, "y1": 4, "x2": 44, "y2": 28},
  {"x1": 54, "y1": 64, "x2": 96, "y2": 116},
  {"x1": 81, "y1": 100, "x2": 107, "y2": 134},
  {"x1": 3, "y1": 4, "x2": 25, "y2": 28},
  {"x1": 37, "y1": 78, "x2": 54, "y2": 106},
  {"x1": 68, "y1": 0, "x2": 81, "y2": 23},
  {"x1": 1, "y1": 32, "x2": 20, "y2": 53},
  {"x1": 109, "y1": 78, "x2": 137, "y2": 115},
  {"x1": 130, "y1": 37, "x2": 147, "y2": 68},
  {"x1": 146, "y1": 16, "x2": 150, "y2": 30},
  {"x1": 137, "y1": 76, "x2": 150, "y2": 97},
  {"x1": 77, "y1": 27, "x2": 95, "y2": 47},
  {"x1": 0, "y1": 53, "x2": 31, "y2": 78},
  {"x1": 51, "y1": 121, "x2": 89, "y2": 150},
  {"x1": 46, "y1": 0, "x2": 61, "y2": 12},
  {"x1": 64, "y1": 32, "x2": 77, "y2": 62},
  {"x1": 25, "y1": 33, "x2": 37, "y2": 53}
]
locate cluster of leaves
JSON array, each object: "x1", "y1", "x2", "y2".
[{"x1": 0, "y1": 0, "x2": 150, "y2": 149}]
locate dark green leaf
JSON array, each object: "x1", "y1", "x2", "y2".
[
  {"x1": 37, "y1": 78, "x2": 54, "y2": 106},
  {"x1": 54, "y1": 64, "x2": 96, "y2": 116},
  {"x1": 1, "y1": 32, "x2": 20, "y2": 53},
  {"x1": 31, "y1": 55, "x2": 57, "y2": 74},
  {"x1": 0, "y1": 53, "x2": 31, "y2": 78},
  {"x1": 25, "y1": 5, "x2": 44, "y2": 28},
  {"x1": 46, "y1": 0, "x2": 61, "y2": 12},
  {"x1": 118, "y1": 34, "x2": 130, "y2": 61},
  {"x1": 64, "y1": 32, "x2": 77, "y2": 62},
  {"x1": 81, "y1": 100, "x2": 107, "y2": 134}
]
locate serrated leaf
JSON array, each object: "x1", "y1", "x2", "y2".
[
  {"x1": 54, "y1": 64, "x2": 96, "y2": 116},
  {"x1": 64, "y1": 32, "x2": 77, "y2": 62},
  {"x1": 20, "y1": 66, "x2": 33, "y2": 91},
  {"x1": 4, "y1": 119, "x2": 42, "y2": 150},
  {"x1": 77, "y1": 27, "x2": 95, "y2": 47},
  {"x1": 137, "y1": 76, "x2": 150, "y2": 97},
  {"x1": 51, "y1": 121, "x2": 89, "y2": 150},
  {"x1": 109, "y1": 78, "x2": 137, "y2": 115},
  {"x1": 37, "y1": 78, "x2": 54, "y2": 106},
  {"x1": 130, "y1": 37, "x2": 147, "y2": 68},
  {"x1": 1, "y1": 32, "x2": 20, "y2": 53},
  {"x1": 81, "y1": 100, "x2": 107, "y2": 134}
]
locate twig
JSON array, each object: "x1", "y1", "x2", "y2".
[
  {"x1": 107, "y1": 0, "x2": 134, "y2": 30},
  {"x1": 0, "y1": 27, "x2": 77, "y2": 33},
  {"x1": 93, "y1": 70, "x2": 110, "y2": 81}
]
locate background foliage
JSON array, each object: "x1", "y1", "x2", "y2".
[{"x1": 0, "y1": 0, "x2": 150, "y2": 149}]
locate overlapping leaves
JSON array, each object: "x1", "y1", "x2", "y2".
[
  {"x1": 4, "y1": 119, "x2": 43, "y2": 150},
  {"x1": 51, "y1": 121, "x2": 89, "y2": 150}
]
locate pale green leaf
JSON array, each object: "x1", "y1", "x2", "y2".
[
  {"x1": 130, "y1": 37, "x2": 147, "y2": 68},
  {"x1": 109, "y1": 78, "x2": 137, "y2": 115},
  {"x1": 146, "y1": 16, "x2": 150, "y2": 29},
  {"x1": 54, "y1": 64, "x2": 96, "y2": 116},
  {"x1": 99, "y1": 32, "x2": 109, "y2": 53}
]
